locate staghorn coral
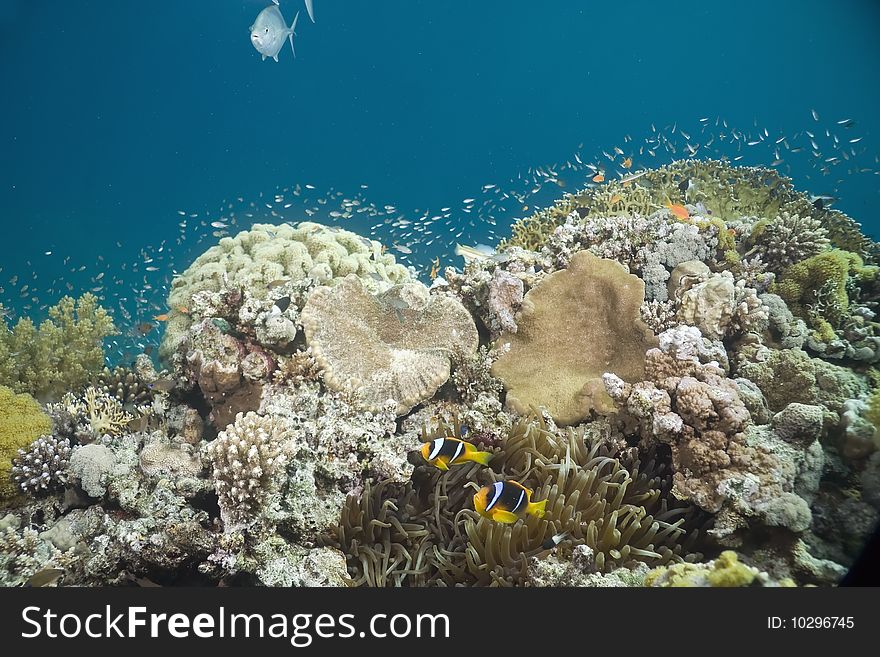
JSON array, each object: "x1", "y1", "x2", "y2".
[
  {"x1": 492, "y1": 251, "x2": 657, "y2": 425},
  {"x1": 301, "y1": 275, "x2": 479, "y2": 415},
  {"x1": 334, "y1": 414, "x2": 702, "y2": 586},
  {"x1": 11, "y1": 435, "x2": 71, "y2": 495},
  {"x1": 204, "y1": 411, "x2": 291, "y2": 531},
  {"x1": 744, "y1": 211, "x2": 829, "y2": 272},
  {"x1": 160, "y1": 222, "x2": 411, "y2": 366},
  {"x1": 49, "y1": 387, "x2": 140, "y2": 443},
  {"x1": 0, "y1": 385, "x2": 54, "y2": 500},
  {"x1": 0, "y1": 294, "x2": 116, "y2": 401}
]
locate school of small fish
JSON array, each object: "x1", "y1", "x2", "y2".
[{"x1": 0, "y1": 111, "x2": 876, "y2": 367}]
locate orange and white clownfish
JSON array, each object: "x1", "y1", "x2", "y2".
[
  {"x1": 473, "y1": 480, "x2": 547, "y2": 524},
  {"x1": 420, "y1": 437, "x2": 493, "y2": 471}
]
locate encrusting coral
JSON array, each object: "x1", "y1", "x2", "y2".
[
  {"x1": 0, "y1": 386, "x2": 54, "y2": 501},
  {"x1": 0, "y1": 294, "x2": 116, "y2": 401},
  {"x1": 334, "y1": 414, "x2": 703, "y2": 586},
  {"x1": 645, "y1": 550, "x2": 795, "y2": 587},
  {"x1": 492, "y1": 250, "x2": 657, "y2": 425},
  {"x1": 301, "y1": 275, "x2": 479, "y2": 415}
]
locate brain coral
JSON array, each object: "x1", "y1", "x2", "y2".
[
  {"x1": 0, "y1": 385, "x2": 54, "y2": 500},
  {"x1": 301, "y1": 275, "x2": 479, "y2": 415},
  {"x1": 491, "y1": 250, "x2": 657, "y2": 425},
  {"x1": 160, "y1": 222, "x2": 412, "y2": 363}
]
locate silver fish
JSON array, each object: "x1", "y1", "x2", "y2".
[{"x1": 251, "y1": 5, "x2": 299, "y2": 62}]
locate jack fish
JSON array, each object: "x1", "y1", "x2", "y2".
[{"x1": 251, "y1": 5, "x2": 299, "y2": 62}]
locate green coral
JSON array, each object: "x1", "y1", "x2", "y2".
[
  {"x1": 0, "y1": 385, "x2": 53, "y2": 500},
  {"x1": 770, "y1": 250, "x2": 877, "y2": 342},
  {"x1": 0, "y1": 294, "x2": 116, "y2": 401},
  {"x1": 645, "y1": 550, "x2": 795, "y2": 587}
]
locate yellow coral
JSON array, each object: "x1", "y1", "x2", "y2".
[
  {"x1": 0, "y1": 385, "x2": 53, "y2": 500},
  {"x1": 771, "y1": 249, "x2": 876, "y2": 342},
  {"x1": 644, "y1": 551, "x2": 791, "y2": 587}
]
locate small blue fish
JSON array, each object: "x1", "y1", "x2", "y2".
[{"x1": 251, "y1": 5, "x2": 299, "y2": 62}]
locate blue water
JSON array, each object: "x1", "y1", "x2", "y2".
[{"x1": 2, "y1": 0, "x2": 879, "y2": 349}]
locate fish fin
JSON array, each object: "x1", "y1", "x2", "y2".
[
  {"x1": 273, "y1": 54, "x2": 279, "y2": 63},
  {"x1": 305, "y1": 0, "x2": 315, "y2": 22},
  {"x1": 434, "y1": 459, "x2": 449, "y2": 472},
  {"x1": 273, "y1": 0, "x2": 279, "y2": 4},
  {"x1": 528, "y1": 499, "x2": 547, "y2": 519},
  {"x1": 262, "y1": 54, "x2": 267, "y2": 61},
  {"x1": 289, "y1": 11, "x2": 299, "y2": 58},
  {"x1": 493, "y1": 510, "x2": 519, "y2": 524},
  {"x1": 469, "y1": 450, "x2": 493, "y2": 467}
]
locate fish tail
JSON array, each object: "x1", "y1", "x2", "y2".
[
  {"x1": 469, "y1": 450, "x2": 493, "y2": 467},
  {"x1": 289, "y1": 11, "x2": 299, "y2": 58},
  {"x1": 528, "y1": 499, "x2": 547, "y2": 519}
]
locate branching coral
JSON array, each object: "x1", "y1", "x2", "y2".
[
  {"x1": 94, "y1": 366, "x2": 154, "y2": 406},
  {"x1": 204, "y1": 411, "x2": 291, "y2": 531},
  {"x1": 11, "y1": 435, "x2": 71, "y2": 495},
  {"x1": 492, "y1": 251, "x2": 657, "y2": 425},
  {"x1": 0, "y1": 385, "x2": 54, "y2": 500},
  {"x1": 744, "y1": 211, "x2": 829, "y2": 272},
  {"x1": 301, "y1": 276, "x2": 479, "y2": 415},
  {"x1": 0, "y1": 294, "x2": 116, "y2": 401},
  {"x1": 49, "y1": 387, "x2": 139, "y2": 442},
  {"x1": 334, "y1": 414, "x2": 702, "y2": 586}
]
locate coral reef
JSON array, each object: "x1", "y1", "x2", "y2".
[
  {"x1": 159, "y1": 222, "x2": 411, "y2": 366},
  {"x1": 334, "y1": 414, "x2": 702, "y2": 586},
  {"x1": 0, "y1": 294, "x2": 116, "y2": 401},
  {"x1": 0, "y1": 386, "x2": 54, "y2": 500},
  {"x1": 301, "y1": 276, "x2": 479, "y2": 415},
  {"x1": 492, "y1": 251, "x2": 657, "y2": 425},
  {"x1": 604, "y1": 326, "x2": 821, "y2": 540}
]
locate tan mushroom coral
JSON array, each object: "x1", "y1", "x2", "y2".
[
  {"x1": 491, "y1": 250, "x2": 657, "y2": 425},
  {"x1": 301, "y1": 275, "x2": 479, "y2": 415}
]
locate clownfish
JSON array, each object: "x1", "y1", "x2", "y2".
[
  {"x1": 473, "y1": 480, "x2": 547, "y2": 524},
  {"x1": 420, "y1": 437, "x2": 493, "y2": 471}
]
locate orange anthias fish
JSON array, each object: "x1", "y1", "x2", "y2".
[
  {"x1": 609, "y1": 194, "x2": 623, "y2": 205},
  {"x1": 666, "y1": 200, "x2": 690, "y2": 221},
  {"x1": 420, "y1": 437, "x2": 492, "y2": 471},
  {"x1": 153, "y1": 313, "x2": 170, "y2": 322},
  {"x1": 591, "y1": 171, "x2": 605, "y2": 184},
  {"x1": 473, "y1": 480, "x2": 547, "y2": 524},
  {"x1": 622, "y1": 156, "x2": 633, "y2": 169}
]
